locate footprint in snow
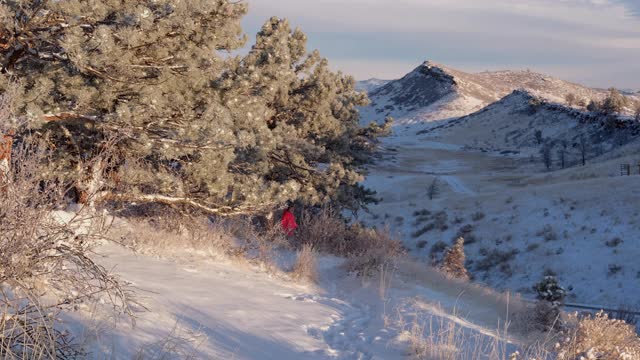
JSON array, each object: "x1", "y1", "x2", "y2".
[
  {"x1": 278, "y1": 293, "x2": 319, "y2": 303},
  {"x1": 306, "y1": 304, "x2": 377, "y2": 359}
]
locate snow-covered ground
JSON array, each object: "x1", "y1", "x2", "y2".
[{"x1": 69, "y1": 238, "x2": 525, "y2": 359}]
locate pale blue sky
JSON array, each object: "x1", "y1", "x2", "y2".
[{"x1": 242, "y1": 0, "x2": 640, "y2": 89}]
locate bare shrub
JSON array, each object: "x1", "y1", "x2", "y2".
[
  {"x1": 291, "y1": 244, "x2": 318, "y2": 283},
  {"x1": 536, "y1": 225, "x2": 558, "y2": 242},
  {"x1": 557, "y1": 311, "x2": 640, "y2": 360},
  {"x1": 291, "y1": 209, "x2": 405, "y2": 277},
  {"x1": 413, "y1": 209, "x2": 431, "y2": 217},
  {"x1": 608, "y1": 264, "x2": 623, "y2": 277},
  {"x1": 430, "y1": 241, "x2": 448, "y2": 257},
  {"x1": 529, "y1": 301, "x2": 563, "y2": 333},
  {"x1": 541, "y1": 144, "x2": 553, "y2": 170},
  {"x1": 527, "y1": 243, "x2": 541, "y2": 252},
  {"x1": 454, "y1": 224, "x2": 477, "y2": 244},
  {"x1": 0, "y1": 140, "x2": 132, "y2": 357},
  {"x1": 250, "y1": 221, "x2": 290, "y2": 268},
  {"x1": 412, "y1": 211, "x2": 448, "y2": 238},
  {"x1": 605, "y1": 237, "x2": 623, "y2": 248},
  {"x1": 471, "y1": 212, "x2": 486, "y2": 222},
  {"x1": 433, "y1": 211, "x2": 449, "y2": 231},
  {"x1": 412, "y1": 223, "x2": 436, "y2": 238},
  {"x1": 297, "y1": 208, "x2": 349, "y2": 254},
  {"x1": 0, "y1": 297, "x2": 84, "y2": 358},
  {"x1": 115, "y1": 213, "x2": 292, "y2": 271},
  {"x1": 476, "y1": 249, "x2": 519, "y2": 272},
  {"x1": 344, "y1": 226, "x2": 404, "y2": 277},
  {"x1": 607, "y1": 305, "x2": 639, "y2": 326}
]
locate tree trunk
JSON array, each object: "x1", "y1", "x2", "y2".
[
  {"x1": 0, "y1": 132, "x2": 14, "y2": 190},
  {"x1": 101, "y1": 193, "x2": 275, "y2": 217}
]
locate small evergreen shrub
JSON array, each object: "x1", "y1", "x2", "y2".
[
  {"x1": 439, "y1": 238, "x2": 469, "y2": 280},
  {"x1": 533, "y1": 276, "x2": 567, "y2": 304}
]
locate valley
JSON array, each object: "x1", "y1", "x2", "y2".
[{"x1": 360, "y1": 62, "x2": 640, "y2": 308}]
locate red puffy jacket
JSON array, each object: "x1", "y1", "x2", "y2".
[{"x1": 280, "y1": 210, "x2": 298, "y2": 236}]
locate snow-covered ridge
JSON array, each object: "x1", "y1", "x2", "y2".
[
  {"x1": 359, "y1": 60, "x2": 607, "y2": 125},
  {"x1": 355, "y1": 78, "x2": 391, "y2": 93}
]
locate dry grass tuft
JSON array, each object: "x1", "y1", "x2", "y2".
[
  {"x1": 557, "y1": 311, "x2": 640, "y2": 360},
  {"x1": 112, "y1": 210, "x2": 296, "y2": 276},
  {"x1": 399, "y1": 312, "x2": 550, "y2": 360},
  {"x1": 291, "y1": 244, "x2": 318, "y2": 283},
  {"x1": 115, "y1": 215, "x2": 239, "y2": 259}
]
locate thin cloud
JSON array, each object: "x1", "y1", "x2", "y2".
[
  {"x1": 615, "y1": 0, "x2": 640, "y2": 16},
  {"x1": 243, "y1": 0, "x2": 640, "y2": 88}
]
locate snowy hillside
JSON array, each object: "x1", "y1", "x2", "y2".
[
  {"x1": 419, "y1": 90, "x2": 638, "y2": 159},
  {"x1": 360, "y1": 83, "x2": 640, "y2": 309},
  {"x1": 360, "y1": 61, "x2": 607, "y2": 125}
]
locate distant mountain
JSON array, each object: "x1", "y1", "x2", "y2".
[
  {"x1": 620, "y1": 89, "x2": 640, "y2": 96},
  {"x1": 360, "y1": 60, "x2": 606, "y2": 124},
  {"x1": 356, "y1": 78, "x2": 391, "y2": 93}
]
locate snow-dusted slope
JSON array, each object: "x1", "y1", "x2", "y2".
[
  {"x1": 419, "y1": 90, "x2": 638, "y2": 159},
  {"x1": 361, "y1": 86, "x2": 640, "y2": 309},
  {"x1": 360, "y1": 61, "x2": 606, "y2": 125}
]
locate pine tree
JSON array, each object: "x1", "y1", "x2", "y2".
[
  {"x1": 601, "y1": 88, "x2": 627, "y2": 115},
  {"x1": 440, "y1": 237, "x2": 469, "y2": 280},
  {"x1": 0, "y1": 7, "x2": 382, "y2": 215},
  {"x1": 565, "y1": 93, "x2": 577, "y2": 107},
  {"x1": 587, "y1": 99, "x2": 601, "y2": 112},
  {"x1": 533, "y1": 276, "x2": 567, "y2": 304},
  {"x1": 217, "y1": 17, "x2": 382, "y2": 212},
  {"x1": 541, "y1": 143, "x2": 553, "y2": 170},
  {"x1": 534, "y1": 130, "x2": 543, "y2": 145},
  {"x1": 0, "y1": 0, "x2": 250, "y2": 210}
]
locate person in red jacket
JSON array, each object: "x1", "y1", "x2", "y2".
[{"x1": 280, "y1": 203, "x2": 298, "y2": 236}]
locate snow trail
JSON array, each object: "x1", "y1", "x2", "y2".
[
  {"x1": 88, "y1": 244, "x2": 342, "y2": 359},
  {"x1": 77, "y1": 241, "x2": 520, "y2": 359},
  {"x1": 441, "y1": 175, "x2": 476, "y2": 195}
]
